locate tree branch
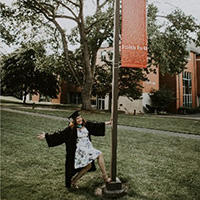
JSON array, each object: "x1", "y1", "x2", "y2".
[
  {"x1": 156, "y1": 14, "x2": 167, "y2": 19},
  {"x1": 28, "y1": 0, "x2": 54, "y2": 20},
  {"x1": 85, "y1": 14, "x2": 112, "y2": 34},
  {"x1": 99, "y1": 0, "x2": 108, "y2": 9},
  {"x1": 53, "y1": 0, "x2": 79, "y2": 20},
  {"x1": 54, "y1": 14, "x2": 78, "y2": 22},
  {"x1": 78, "y1": 0, "x2": 83, "y2": 23},
  {"x1": 52, "y1": 19, "x2": 81, "y2": 85},
  {"x1": 67, "y1": 0, "x2": 80, "y2": 7}
]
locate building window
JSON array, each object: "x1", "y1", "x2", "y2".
[
  {"x1": 107, "y1": 50, "x2": 113, "y2": 61},
  {"x1": 68, "y1": 92, "x2": 82, "y2": 104},
  {"x1": 97, "y1": 96, "x2": 105, "y2": 110},
  {"x1": 101, "y1": 51, "x2": 107, "y2": 61},
  {"x1": 183, "y1": 72, "x2": 192, "y2": 107}
]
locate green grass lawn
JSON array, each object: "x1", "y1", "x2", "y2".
[
  {"x1": 1, "y1": 110, "x2": 200, "y2": 200},
  {"x1": 3, "y1": 103, "x2": 200, "y2": 135}
]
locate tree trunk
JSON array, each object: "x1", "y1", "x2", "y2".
[
  {"x1": 81, "y1": 69, "x2": 93, "y2": 110},
  {"x1": 79, "y1": 1, "x2": 93, "y2": 110},
  {"x1": 52, "y1": 19, "x2": 81, "y2": 85},
  {"x1": 81, "y1": 86, "x2": 92, "y2": 110},
  {"x1": 23, "y1": 91, "x2": 27, "y2": 104},
  {"x1": 23, "y1": 95, "x2": 26, "y2": 104}
]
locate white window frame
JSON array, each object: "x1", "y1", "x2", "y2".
[
  {"x1": 183, "y1": 72, "x2": 192, "y2": 107},
  {"x1": 97, "y1": 96, "x2": 105, "y2": 110}
]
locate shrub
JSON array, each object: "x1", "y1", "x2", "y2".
[
  {"x1": 177, "y1": 107, "x2": 200, "y2": 114},
  {"x1": 149, "y1": 86, "x2": 176, "y2": 112}
]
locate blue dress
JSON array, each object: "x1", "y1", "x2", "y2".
[{"x1": 74, "y1": 127, "x2": 101, "y2": 169}]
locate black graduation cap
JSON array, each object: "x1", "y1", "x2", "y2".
[{"x1": 68, "y1": 110, "x2": 81, "y2": 120}]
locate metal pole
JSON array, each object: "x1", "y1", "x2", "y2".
[
  {"x1": 111, "y1": 0, "x2": 120, "y2": 182},
  {"x1": 102, "y1": 1, "x2": 125, "y2": 196}
]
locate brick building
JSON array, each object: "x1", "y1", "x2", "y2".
[
  {"x1": 32, "y1": 44, "x2": 200, "y2": 114},
  {"x1": 97, "y1": 45, "x2": 200, "y2": 114},
  {"x1": 160, "y1": 44, "x2": 200, "y2": 112}
]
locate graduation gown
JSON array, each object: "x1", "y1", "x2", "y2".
[{"x1": 45, "y1": 121, "x2": 105, "y2": 188}]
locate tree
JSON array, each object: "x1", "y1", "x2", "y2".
[
  {"x1": 0, "y1": 0, "x2": 114, "y2": 110},
  {"x1": 92, "y1": 64, "x2": 112, "y2": 98},
  {"x1": 149, "y1": 86, "x2": 176, "y2": 112},
  {"x1": 92, "y1": 59, "x2": 147, "y2": 112},
  {"x1": 1, "y1": 1, "x2": 200, "y2": 110},
  {"x1": 147, "y1": 3, "x2": 200, "y2": 74},
  {"x1": 1, "y1": 46, "x2": 59, "y2": 103},
  {"x1": 118, "y1": 68, "x2": 147, "y2": 100}
]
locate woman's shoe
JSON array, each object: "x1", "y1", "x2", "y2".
[
  {"x1": 71, "y1": 180, "x2": 79, "y2": 188},
  {"x1": 102, "y1": 174, "x2": 111, "y2": 183}
]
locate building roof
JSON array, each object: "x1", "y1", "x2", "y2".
[{"x1": 187, "y1": 43, "x2": 200, "y2": 55}]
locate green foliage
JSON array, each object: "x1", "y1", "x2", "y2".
[
  {"x1": 177, "y1": 107, "x2": 200, "y2": 114},
  {"x1": 1, "y1": 0, "x2": 115, "y2": 110},
  {"x1": 92, "y1": 59, "x2": 147, "y2": 100},
  {"x1": 0, "y1": 3, "x2": 16, "y2": 45},
  {"x1": 92, "y1": 64, "x2": 112, "y2": 98},
  {"x1": 1, "y1": 1, "x2": 200, "y2": 110},
  {"x1": 119, "y1": 67, "x2": 147, "y2": 100},
  {"x1": 93, "y1": 3, "x2": 200, "y2": 100},
  {"x1": 147, "y1": 4, "x2": 200, "y2": 74},
  {"x1": 149, "y1": 30, "x2": 188, "y2": 74},
  {"x1": 43, "y1": 50, "x2": 84, "y2": 85},
  {"x1": 166, "y1": 9, "x2": 198, "y2": 37},
  {"x1": 0, "y1": 1, "x2": 61, "y2": 54},
  {"x1": 1, "y1": 45, "x2": 59, "y2": 102},
  {"x1": 149, "y1": 86, "x2": 176, "y2": 111}
]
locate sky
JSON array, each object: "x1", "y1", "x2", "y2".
[{"x1": 1, "y1": 0, "x2": 200, "y2": 54}]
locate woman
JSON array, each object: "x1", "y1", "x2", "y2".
[{"x1": 37, "y1": 110, "x2": 111, "y2": 188}]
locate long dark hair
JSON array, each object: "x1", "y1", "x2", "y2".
[{"x1": 69, "y1": 116, "x2": 86, "y2": 128}]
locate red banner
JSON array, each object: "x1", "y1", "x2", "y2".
[{"x1": 121, "y1": 0, "x2": 147, "y2": 68}]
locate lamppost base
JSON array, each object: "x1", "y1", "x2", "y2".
[{"x1": 102, "y1": 177, "x2": 126, "y2": 198}]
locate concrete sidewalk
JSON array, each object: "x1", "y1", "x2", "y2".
[
  {"x1": 1, "y1": 95, "x2": 200, "y2": 120},
  {"x1": 1, "y1": 107, "x2": 200, "y2": 140},
  {"x1": 154, "y1": 113, "x2": 200, "y2": 121}
]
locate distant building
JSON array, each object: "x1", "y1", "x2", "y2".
[
  {"x1": 32, "y1": 83, "x2": 82, "y2": 105},
  {"x1": 160, "y1": 44, "x2": 200, "y2": 112},
  {"x1": 31, "y1": 44, "x2": 200, "y2": 114},
  {"x1": 97, "y1": 44, "x2": 200, "y2": 114}
]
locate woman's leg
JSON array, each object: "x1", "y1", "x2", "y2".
[
  {"x1": 71, "y1": 163, "x2": 92, "y2": 186},
  {"x1": 97, "y1": 153, "x2": 110, "y2": 182}
]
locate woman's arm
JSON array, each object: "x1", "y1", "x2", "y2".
[
  {"x1": 105, "y1": 119, "x2": 112, "y2": 125},
  {"x1": 37, "y1": 128, "x2": 69, "y2": 147},
  {"x1": 86, "y1": 119, "x2": 112, "y2": 137}
]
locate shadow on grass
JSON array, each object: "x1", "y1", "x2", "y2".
[{"x1": 67, "y1": 176, "x2": 156, "y2": 200}]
